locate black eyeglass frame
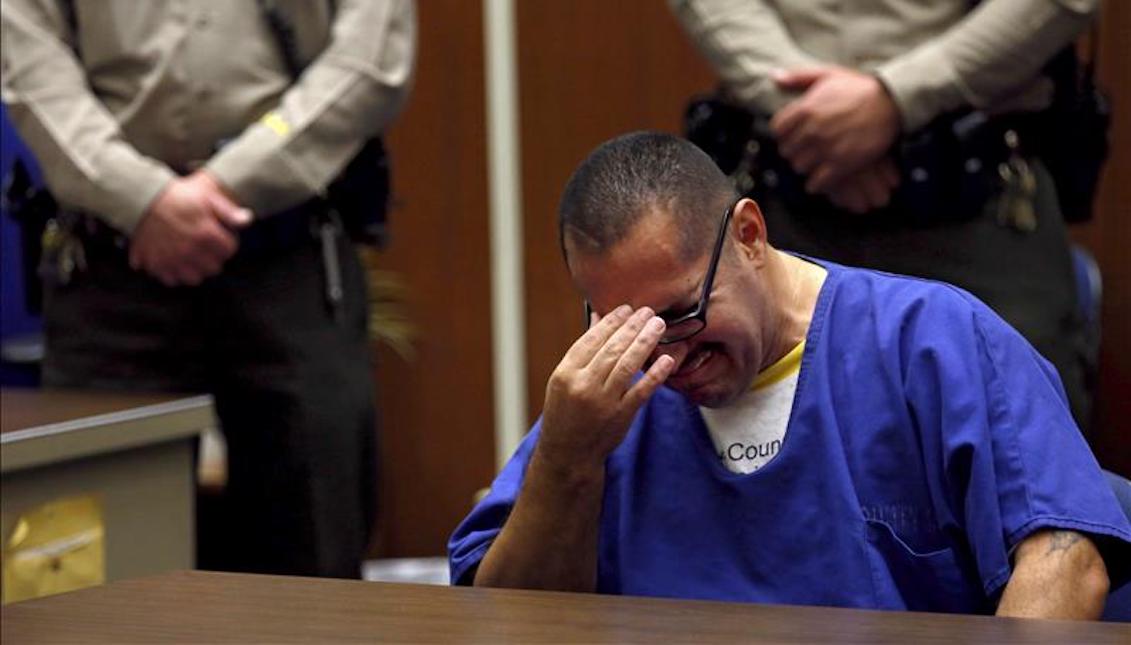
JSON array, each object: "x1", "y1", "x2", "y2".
[{"x1": 584, "y1": 198, "x2": 738, "y2": 345}]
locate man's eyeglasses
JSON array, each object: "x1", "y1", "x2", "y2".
[{"x1": 584, "y1": 199, "x2": 737, "y2": 345}]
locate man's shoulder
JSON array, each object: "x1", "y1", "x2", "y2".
[
  {"x1": 818, "y1": 259, "x2": 984, "y2": 320},
  {"x1": 809, "y1": 259, "x2": 1016, "y2": 360}
]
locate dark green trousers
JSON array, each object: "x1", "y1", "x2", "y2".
[
  {"x1": 761, "y1": 160, "x2": 1093, "y2": 434},
  {"x1": 42, "y1": 222, "x2": 378, "y2": 578}
]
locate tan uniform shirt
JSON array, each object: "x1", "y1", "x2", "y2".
[
  {"x1": 1, "y1": 0, "x2": 416, "y2": 233},
  {"x1": 670, "y1": 0, "x2": 1097, "y2": 132}
]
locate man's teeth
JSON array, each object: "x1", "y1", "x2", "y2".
[{"x1": 685, "y1": 349, "x2": 711, "y2": 373}]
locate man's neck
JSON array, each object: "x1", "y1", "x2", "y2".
[{"x1": 764, "y1": 251, "x2": 827, "y2": 367}]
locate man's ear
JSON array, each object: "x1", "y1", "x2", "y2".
[{"x1": 733, "y1": 198, "x2": 768, "y2": 265}]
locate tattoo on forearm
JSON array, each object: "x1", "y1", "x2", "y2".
[{"x1": 1046, "y1": 531, "x2": 1083, "y2": 555}]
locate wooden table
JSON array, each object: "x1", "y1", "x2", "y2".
[
  {"x1": 1, "y1": 389, "x2": 214, "y2": 596},
  {"x1": 2, "y1": 570, "x2": 1128, "y2": 643}
]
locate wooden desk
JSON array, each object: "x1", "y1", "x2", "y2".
[
  {"x1": 2, "y1": 571, "x2": 1128, "y2": 643},
  {"x1": 1, "y1": 389, "x2": 214, "y2": 593}
]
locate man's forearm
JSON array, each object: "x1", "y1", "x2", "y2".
[
  {"x1": 875, "y1": 0, "x2": 1098, "y2": 132},
  {"x1": 475, "y1": 306, "x2": 671, "y2": 591},
  {"x1": 669, "y1": 0, "x2": 822, "y2": 115},
  {"x1": 996, "y1": 530, "x2": 1109, "y2": 619},
  {"x1": 473, "y1": 446, "x2": 606, "y2": 592},
  {"x1": 1, "y1": 0, "x2": 175, "y2": 233},
  {"x1": 205, "y1": 0, "x2": 416, "y2": 216}
]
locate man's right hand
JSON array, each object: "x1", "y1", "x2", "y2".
[
  {"x1": 129, "y1": 172, "x2": 253, "y2": 287},
  {"x1": 537, "y1": 305, "x2": 675, "y2": 476},
  {"x1": 473, "y1": 305, "x2": 675, "y2": 592}
]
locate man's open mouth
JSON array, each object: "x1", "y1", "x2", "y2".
[{"x1": 673, "y1": 346, "x2": 714, "y2": 379}]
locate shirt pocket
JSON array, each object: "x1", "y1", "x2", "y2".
[{"x1": 864, "y1": 518, "x2": 986, "y2": 614}]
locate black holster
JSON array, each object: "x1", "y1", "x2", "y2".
[
  {"x1": 2, "y1": 159, "x2": 56, "y2": 314},
  {"x1": 325, "y1": 137, "x2": 391, "y2": 248}
]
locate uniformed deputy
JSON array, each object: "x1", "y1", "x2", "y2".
[
  {"x1": 1, "y1": 0, "x2": 416, "y2": 578},
  {"x1": 670, "y1": 0, "x2": 1100, "y2": 432}
]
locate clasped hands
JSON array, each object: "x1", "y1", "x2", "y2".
[
  {"x1": 770, "y1": 66, "x2": 902, "y2": 214},
  {"x1": 537, "y1": 306, "x2": 675, "y2": 474},
  {"x1": 130, "y1": 171, "x2": 253, "y2": 287}
]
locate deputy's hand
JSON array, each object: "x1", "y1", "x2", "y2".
[
  {"x1": 130, "y1": 171, "x2": 253, "y2": 286},
  {"x1": 537, "y1": 305, "x2": 676, "y2": 474},
  {"x1": 823, "y1": 157, "x2": 901, "y2": 214},
  {"x1": 771, "y1": 66, "x2": 901, "y2": 195}
]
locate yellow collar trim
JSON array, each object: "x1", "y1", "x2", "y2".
[{"x1": 751, "y1": 340, "x2": 805, "y2": 391}]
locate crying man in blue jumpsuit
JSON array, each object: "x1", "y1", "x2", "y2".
[{"x1": 449, "y1": 132, "x2": 1130, "y2": 618}]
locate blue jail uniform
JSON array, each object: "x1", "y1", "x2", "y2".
[{"x1": 449, "y1": 260, "x2": 1131, "y2": 613}]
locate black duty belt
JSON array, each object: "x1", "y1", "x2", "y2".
[
  {"x1": 72, "y1": 199, "x2": 327, "y2": 260},
  {"x1": 685, "y1": 95, "x2": 1051, "y2": 227}
]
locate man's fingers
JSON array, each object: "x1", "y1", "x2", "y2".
[
  {"x1": 199, "y1": 222, "x2": 239, "y2": 261},
  {"x1": 587, "y1": 307, "x2": 654, "y2": 378},
  {"x1": 881, "y1": 160, "x2": 901, "y2": 188},
  {"x1": 777, "y1": 123, "x2": 821, "y2": 170},
  {"x1": 172, "y1": 263, "x2": 206, "y2": 287},
  {"x1": 827, "y1": 188, "x2": 850, "y2": 211},
  {"x1": 128, "y1": 245, "x2": 143, "y2": 270},
  {"x1": 829, "y1": 185, "x2": 867, "y2": 214},
  {"x1": 859, "y1": 173, "x2": 891, "y2": 210},
  {"x1": 788, "y1": 146, "x2": 821, "y2": 176},
  {"x1": 770, "y1": 102, "x2": 806, "y2": 142},
  {"x1": 843, "y1": 187, "x2": 868, "y2": 214},
  {"x1": 858, "y1": 179, "x2": 883, "y2": 211},
  {"x1": 604, "y1": 315, "x2": 665, "y2": 390},
  {"x1": 189, "y1": 252, "x2": 224, "y2": 279},
  {"x1": 805, "y1": 164, "x2": 847, "y2": 195},
  {"x1": 150, "y1": 263, "x2": 180, "y2": 287},
  {"x1": 623, "y1": 354, "x2": 675, "y2": 410},
  {"x1": 772, "y1": 67, "x2": 830, "y2": 91},
  {"x1": 193, "y1": 171, "x2": 253, "y2": 229},
  {"x1": 562, "y1": 304, "x2": 632, "y2": 369},
  {"x1": 207, "y1": 193, "x2": 253, "y2": 230}
]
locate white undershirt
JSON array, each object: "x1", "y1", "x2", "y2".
[{"x1": 700, "y1": 341, "x2": 804, "y2": 474}]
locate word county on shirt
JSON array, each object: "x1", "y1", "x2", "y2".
[{"x1": 717, "y1": 438, "x2": 782, "y2": 472}]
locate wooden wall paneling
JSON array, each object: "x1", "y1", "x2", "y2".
[
  {"x1": 517, "y1": 1, "x2": 716, "y2": 423},
  {"x1": 1071, "y1": 1, "x2": 1131, "y2": 475},
  {"x1": 373, "y1": 0, "x2": 495, "y2": 556}
]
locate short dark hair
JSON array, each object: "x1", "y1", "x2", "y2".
[{"x1": 558, "y1": 131, "x2": 736, "y2": 265}]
